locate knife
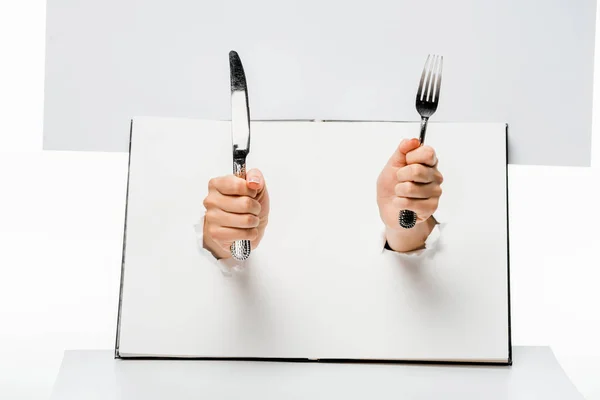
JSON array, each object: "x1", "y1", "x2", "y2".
[{"x1": 229, "y1": 50, "x2": 252, "y2": 261}]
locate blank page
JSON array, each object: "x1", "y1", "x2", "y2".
[{"x1": 117, "y1": 118, "x2": 510, "y2": 363}]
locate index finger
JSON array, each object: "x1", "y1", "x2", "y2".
[
  {"x1": 386, "y1": 138, "x2": 421, "y2": 168},
  {"x1": 405, "y1": 145, "x2": 438, "y2": 167},
  {"x1": 208, "y1": 175, "x2": 258, "y2": 197}
]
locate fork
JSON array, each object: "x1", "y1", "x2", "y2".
[{"x1": 399, "y1": 54, "x2": 444, "y2": 229}]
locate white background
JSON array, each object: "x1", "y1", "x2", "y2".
[
  {"x1": 0, "y1": 1, "x2": 599, "y2": 399},
  {"x1": 41, "y1": 0, "x2": 596, "y2": 167}
]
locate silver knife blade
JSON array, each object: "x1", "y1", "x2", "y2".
[{"x1": 229, "y1": 51, "x2": 250, "y2": 156}]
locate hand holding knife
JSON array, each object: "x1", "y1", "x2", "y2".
[
  {"x1": 200, "y1": 51, "x2": 269, "y2": 265},
  {"x1": 229, "y1": 51, "x2": 252, "y2": 261}
]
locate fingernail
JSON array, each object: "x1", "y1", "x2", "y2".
[{"x1": 248, "y1": 177, "x2": 261, "y2": 184}]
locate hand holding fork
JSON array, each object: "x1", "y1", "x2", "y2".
[{"x1": 399, "y1": 54, "x2": 444, "y2": 229}]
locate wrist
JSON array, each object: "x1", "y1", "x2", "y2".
[
  {"x1": 203, "y1": 239, "x2": 231, "y2": 260},
  {"x1": 202, "y1": 223, "x2": 232, "y2": 260},
  {"x1": 385, "y1": 216, "x2": 436, "y2": 253}
]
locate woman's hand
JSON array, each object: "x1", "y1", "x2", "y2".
[
  {"x1": 376, "y1": 138, "x2": 443, "y2": 253},
  {"x1": 202, "y1": 169, "x2": 270, "y2": 260}
]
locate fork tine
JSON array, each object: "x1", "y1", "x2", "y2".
[
  {"x1": 416, "y1": 55, "x2": 431, "y2": 101},
  {"x1": 423, "y1": 55, "x2": 436, "y2": 102},
  {"x1": 433, "y1": 55, "x2": 443, "y2": 104},
  {"x1": 430, "y1": 55, "x2": 440, "y2": 101}
]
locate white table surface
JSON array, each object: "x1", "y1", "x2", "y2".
[{"x1": 50, "y1": 347, "x2": 584, "y2": 399}]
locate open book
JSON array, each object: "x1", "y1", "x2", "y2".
[{"x1": 116, "y1": 118, "x2": 511, "y2": 364}]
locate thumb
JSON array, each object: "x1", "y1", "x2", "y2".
[
  {"x1": 246, "y1": 168, "x2": 265, "y2": 192},
  {"x1": 387, "y1": 138, "x2": 420, "y2": 168}
]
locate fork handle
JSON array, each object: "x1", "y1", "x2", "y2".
[
  {"x1": 399, "y1": 117, "x2": 429, "y2": 229},
  {"x1": 418, "y1": 116, "x2": 429, "y2": 144},
  {"x1": 230, "y1": 157, "x2": 251, "y2": 261}
]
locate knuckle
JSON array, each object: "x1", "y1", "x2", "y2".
[
  {"x1": 207, "y1": 225, "x2": 220, "y2": 239},
  {"x1": 248, "y1": 228, "x2": 259, "y2": 240},
  {"x1": 244, "y1": 214, "x2": 258, "y2": 227},
  {"x1": 394, "y1": 182, "x2": 404, "y2": 196},
  {"x1": 236, "y1": 179, "x2": 247, "y2": 193},
  {"x1": 423, "y1": 146, "x2": 435, "y2": 160},
  {"x1": 408, "y1": 164, "x2": 419, "y2": 178},
  {"x1": 414, "y1": 164, "x2": 427, "y2": 180},
  {"x1": 247, "y1": 189, "x2": 257, "y2": 199},
  {"x1": 395, "y1": 168, "x2": 404, "y2": 181},
  {"x1": 208, "y1": 176, "x2": 224, "y2": 192},
  {"x1": 242, "y1": 197, "x2": 255, "y2": 212},
  {"x1": 394, "y1": 196, "x2": 410, "y2": 209},
  {"x1": 204, "y1": 209, "x2": 215, "y2": 222}
]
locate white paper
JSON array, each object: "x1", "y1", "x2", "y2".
[{"x1": 117, "y1": 118, "x2": 510, "y2": 362}]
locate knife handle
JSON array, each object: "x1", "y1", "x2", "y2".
[
  {"x1": 231, "y1": 157, "x2": 251, "y2": 261},
  {"x1": 399, "y1": 118, "x2": 428, "y2": 229}
]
